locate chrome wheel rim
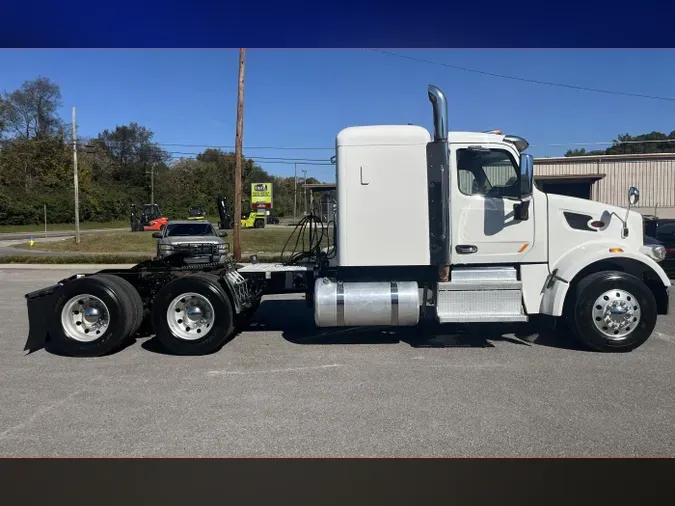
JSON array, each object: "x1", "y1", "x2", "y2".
[
  {"x1": 60, "y1": 294, "x2": 110, "y2": 342},
  {"x1": 592, "y1": 289, "x2": 641, "y2": 340},
  {"x1": 166, "y1": 292, "x2": 215, "y2": 341}
]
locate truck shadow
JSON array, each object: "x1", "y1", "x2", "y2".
[{"x1": 249, "y1": 299, "x2": 589, "y2": 352}]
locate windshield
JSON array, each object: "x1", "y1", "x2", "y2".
[
  {"x1": 166, "y1": 223, "x2": 215, "y2": 237},
  {"x1": 189, "y1": 207, "x2": 204, "y2": 216}
]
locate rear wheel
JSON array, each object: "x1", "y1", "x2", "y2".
[
  {"x1": 254, "y1": 219, "x2": 265, "y2": 229},
  {"x1": 568, "y1": 270, "x2": 657, "y2": 352},
  {"x1": 151, "y1": 273, "x2": 235, "y2": 355},
  {"x1": 95, "y1": 274, "x2": 144, "y2": 338},
  {"x1": 47, "y1": 275, "x2": 135, "y2": 357}
]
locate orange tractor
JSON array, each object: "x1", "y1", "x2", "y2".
[{"x1": 130, "y1": 203, "x2": 168, "y2": 232}]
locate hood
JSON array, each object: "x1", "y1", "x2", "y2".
[
  {"x1": 547, "y1": 193, "x2": 644, "y2": 237},
  {"x1": 546, "y1": 193, "x2": 646, "y2": 267}
]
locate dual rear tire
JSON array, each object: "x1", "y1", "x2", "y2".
[
  {"x1": 48, "y1": 272, "x2": 239, "y2": 357},
  {"x1": 48, "y1": 274, "x2": 144, "y2": 357},
  {"x1": 151, "y1": 273, "x2": 235, "y2": 355}
]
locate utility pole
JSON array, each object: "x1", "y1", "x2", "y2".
[
  {"x1": 72, "y1": 107, "x2": 81, "y2": 245},
  {"x1": 302, "y1": 168, "x2": 308, "y2": 215},
  {"x1": 293, "y1": 163, "x2": 298, "y2": 223},
  {"x1": 233, "y1": 48, "x2": 246, "y2": 261},
  {"x1": 150, "y1": 163, "x2": 155, "y2": 206}
]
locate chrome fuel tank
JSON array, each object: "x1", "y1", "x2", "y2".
[{"x1": 314, "y1": 278, "x2": 420, "y2": 327}]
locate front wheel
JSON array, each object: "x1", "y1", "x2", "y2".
[{"x1": 568, "y1": 270, "x2": 657, "y2": 352}]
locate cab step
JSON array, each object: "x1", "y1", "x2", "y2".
[{"x1": 435, "y1": 266, "x2": 528, "y2": 323}]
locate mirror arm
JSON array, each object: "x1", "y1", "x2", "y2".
[{"x1": 623, "y1": 187, "x2": 640, "y2": 239}]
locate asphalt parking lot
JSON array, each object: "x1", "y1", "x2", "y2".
[{"x1": 1, "y1": 267, "x2": 674, "y2": 457}]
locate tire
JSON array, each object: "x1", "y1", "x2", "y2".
[
  {"x1": 94, "y1": 274, "x2": 144, "y2": 338},
  {"x1": 568, "y1": 270, "x2": 657, "y2": 352},
  {"x1": 254, "y1": 219, "x2": 265, "y2": 229},
  {"x1": 151, "y1": 272, "x2": 235, "y2": 355},
  {"x1": 47, "y1": 275, "x2": 135, "y2": 357}
]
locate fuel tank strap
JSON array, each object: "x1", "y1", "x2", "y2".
[
  {"x1": 390, "y1": 281, "x2": 399, "y2": 326},
  {"x1": 336, "y1": 281, "x2": 345, "y2": 326}
]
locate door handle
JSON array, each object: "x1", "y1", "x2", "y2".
[{"x1": 455, "y1": 245, "x2": 478, "y2": 254}]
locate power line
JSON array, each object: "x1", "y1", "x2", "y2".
[
  {"x1": 89, "y1": 140, "x2": 334, "y2": 150},
  {"x1": 78, "y1": 145, "x2": 333, "y2": 164},
  {"x1": 368, "y1": 49, "x2": 675, "y2": 102},
  {"x1": 15, "y1": 134, "x2": 675, "y2": 158},
  {"x1": 164, "y1": 150, "x2": 332, "y2": 163},
  {"x1": 161, "y1": 143, "x2": 334, "y2": 151},
  {"x1": 80, "y1": 138, "x2": 675, "y2": 151},
  {"x1": 536, "y1": 138, "x2": 675, "y2": 147},
  {"x1": 168, "y1": 154, "x2": 334, "y2": 166}
]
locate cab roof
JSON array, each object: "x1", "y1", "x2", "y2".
[{"x1": 336, "y1": 125, "x2": 507, "y2": 147}]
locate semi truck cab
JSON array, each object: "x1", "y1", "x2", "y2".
[
  {"x1": 322, "y1": 84, "x2": 669, "y2": 351},
  {"x1": 24, "y1": 84, "x2": 671, "y2": 357}
]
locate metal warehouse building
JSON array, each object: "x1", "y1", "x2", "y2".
[{"x1": 534, "y1": 152, "x2": 675, "y2": 218}]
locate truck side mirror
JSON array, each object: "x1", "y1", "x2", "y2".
[
  {"x1": 514, "y1": 153, "x2": 534, "y2": 221},
  {"x1": 152, "y1": 232, "x2": 162, "y2": 239},
  {"x1": 622, "y1": 186, "x2": 640, "y2": 238},
  {"x1": 628, "y1": 186, "x2": 640, "y2": 205},
  {"x1": 519, "y1": 153, "x2": 534, "y2": 199}
]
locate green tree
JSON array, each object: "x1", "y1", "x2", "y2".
[
  {"x1": 564, "y1": 130, "x2": 675, "y2": 157},
  {"x1": 91, "y1": 123, "x2": 170, "y2": 204},
  {"x1": 0, "y1": 77, "x2": 63, "y2": 140},
  {"x1": 605, "y1": 131, "x2": 675, "y2": 155},
  {"x1": 564, "y1": 148, "x2": 606, "y2": 157},
  {"x1": 0, "y1": 76, "x2": 330, "y2": 226}
]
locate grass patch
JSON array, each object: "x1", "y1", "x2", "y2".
[
  {"x1": 14, "y1": 232, "x2": 156, "y2": 254},
  {"x1": 0, "y1": 220, "x2": 128, "y2": 234},
  {"x1": 12, "y1": 226, "x2": 333, "y2": 259},
  {"x1": 0, "y1": 254, "x2": 152, "y2": 264}
]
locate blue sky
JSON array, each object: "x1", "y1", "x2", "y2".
[{"x1": 1, "y1": 49, "x2": 674, "y2": 182}]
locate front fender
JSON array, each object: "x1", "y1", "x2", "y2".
[{"x1": 540, "y1": 243, "x2": 671, "y2": 316}]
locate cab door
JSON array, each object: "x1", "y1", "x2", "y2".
[{"x1": 449, "y1": 143, "x2": 535, "y2": 264}]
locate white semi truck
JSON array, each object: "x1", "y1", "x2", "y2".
[{"x1": 24, "y1": 85, "x2": 670, "y2": 357}]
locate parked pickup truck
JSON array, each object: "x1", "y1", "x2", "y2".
[
  {"x1": 643, "y1": 215, "x2": 675, "y2": 278},
  {"x1": 153, "y1": 220, "x2": 229, "y2": 264}
]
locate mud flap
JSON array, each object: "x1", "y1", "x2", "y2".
[{"x1": 24, "y1": 284, "x2": 60, "y2": 353}]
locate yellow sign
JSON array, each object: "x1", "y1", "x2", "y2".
[{"x1": 251, "y1": 182, "x2": 273, "y2": 208}]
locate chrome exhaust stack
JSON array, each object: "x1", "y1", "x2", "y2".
[
  {"x1": 428, "y1": 85, "x2": 448, "y2": 142},
  {"x1": 426, "y1": 85, "x2": 451, "y2": 275}
]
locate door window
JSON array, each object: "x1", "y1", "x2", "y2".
[{"x1": 457, "y1": 148, "x2": 520, "y2": 199}]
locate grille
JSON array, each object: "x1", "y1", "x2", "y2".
[{"x1": 173, "y1": 243, "x2": 220, "y2": 256}]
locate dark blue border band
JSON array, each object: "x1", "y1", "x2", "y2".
[{"x1": 2, "y1": 0, "x2": 675, "y2": 47}]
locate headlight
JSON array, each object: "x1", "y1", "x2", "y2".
[
  {"x1": 159, "y1": 244, "x2": 175, "y2": 252},
  {"x1": 640, "y1": 244, "x2": 666, "y2": 263}
]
